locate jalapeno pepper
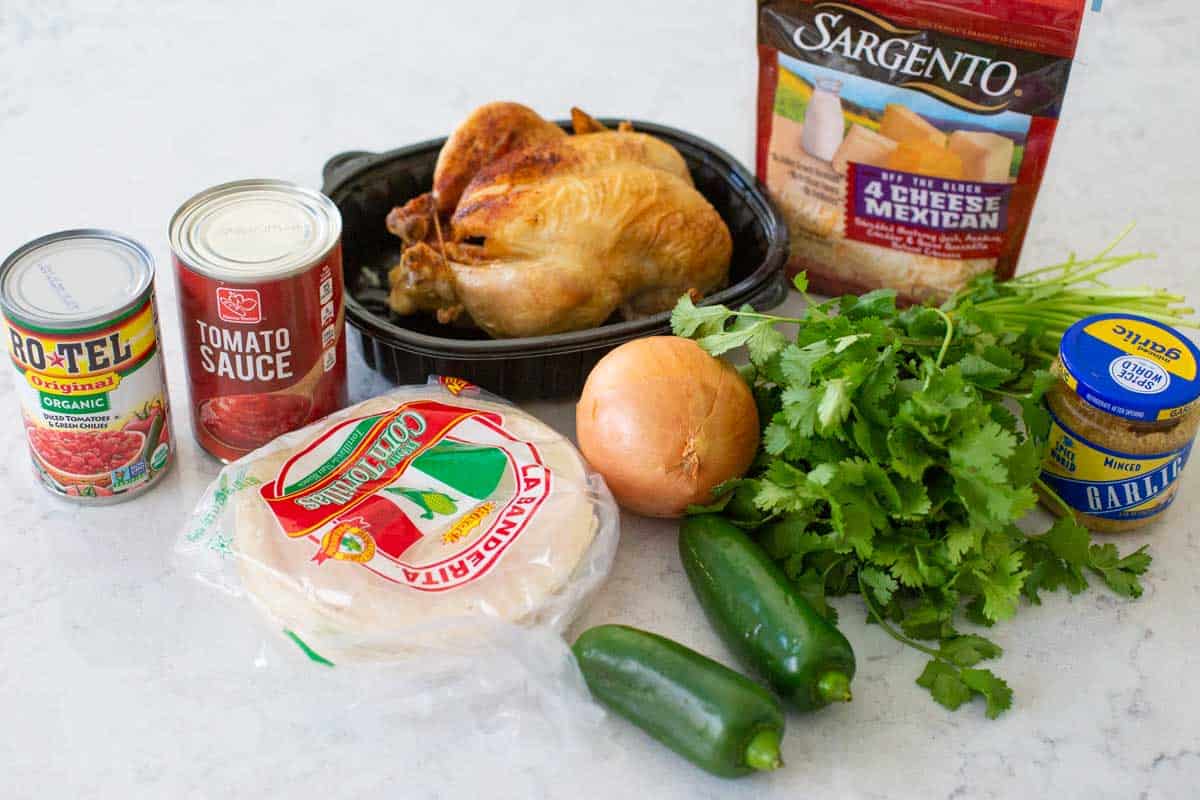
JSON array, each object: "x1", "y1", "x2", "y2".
[
  {"x1": 680, "y1": 515, "x2": 856, "y2": 711},
  {"x1": 573, "y1": 624, "x2": 785, "y2": 778}
]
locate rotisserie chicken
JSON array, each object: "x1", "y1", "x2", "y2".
[{"x1": 385, "y1": 103, "x2": 732, "y2": 338}]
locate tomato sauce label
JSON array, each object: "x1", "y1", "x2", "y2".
[
  {"x1": 5, "y1": 294, "x2": 173, "y2": 499},
  {"x1": 258, "y1": 400, "x2": 552, "y2": 592},
  {"x1": 176, "y1": 245, "x2": 348, "y2": 462}
]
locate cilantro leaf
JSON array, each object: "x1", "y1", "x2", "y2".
[
  {"x1": 780, "y1": 386, "x2": 820, "y2": 437},
  {"x1": 670, "y1": 294, "x2": 730, "y2": 338},
  {"x1": 858, "y1": 566, "x2": 898, "y2": 606},
  {"x1": 938, "y1": 635, "x2": 1002, "y2": 667},
  {"x1": 840, "y1": 289, "x2": 897, "y2": 320},
  {"x1": 949, "y1": 420, "x2": 1036, "y2": 533},
  {"x1": 899, "y1": 598, "x2": 957, "y2": 640},
  {"x1": 1088, "y1": 543, "x2": 1151, "y2": 598},
  {"x1": 916, "y1": 660, "x2": 973, "y2": 711},
  {"x1": 1039, "y1": 515, "x2": 1090, "y2": 566},
  {"x1": 945, "y1": 523, "x2": 981, "y2": 565},
  {"x1": 696, "y1": 318, "x2": 775, "y2": 358},
  {"x1": 757, "y1": 514, "x2": 823, "y2": 561},
  {"x1": 816, "y1": 378, "x2": 853, "y2": 433},
  {"x1": 917, "y1": 660, "x2": 1012, "y2": 718},
  {"x1": 1028, "y1": 369, "x2": 1058, "y2": 400},
  {"x1": 957, "y1": 350, "x2": 1019, "y2": 388},
  {"x1": 960, "y1": 668, "x2": 1014, "y2": 719},
  {"x1": 791, "y1": 567, "x2": 838, "y2": 623},
  {"x1": 967, "y1": 550, "x2": 1029, "y2": 623},
  {"x1": 762, "y1": 420, "x2": 795, "y2": 456},
  {"x1": 684, "y1": 492, "x2": 733, "y2": 515},
  {"x1": 731, "y1": 308, "x2": 788, "y2": 365}
]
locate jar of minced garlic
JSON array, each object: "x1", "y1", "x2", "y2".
[{"x1": 1039, "y1": 314, "x2": 1200, "y2": 532}]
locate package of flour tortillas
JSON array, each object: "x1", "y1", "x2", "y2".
[{"x1": 178, "y1": 377, "x2": 619, "y2": 683}]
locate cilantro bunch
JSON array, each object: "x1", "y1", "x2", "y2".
[{"x1": 668, "y1": 237, "x2": 1189, "y2": 718}]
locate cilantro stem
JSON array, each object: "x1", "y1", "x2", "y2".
[
  {"x1": 725, "y1": 310, "x2": 806, "y2": 325},
  {"x1": 860, "y1": 585, "x2": 943, "y2": 660},
  {"x1": 980, "y1": 386, "x2": 1026, "y2": 400},
  {"x1": 931, "y1": 308, "x2": 954, "y2": 372},
  {"x1": 1035, "y1": 477, "x2": 1077, "y2": 519}
]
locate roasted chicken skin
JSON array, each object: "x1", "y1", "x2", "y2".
[
  {"x1": 386, "y1": 105, "x2": 732, "y2": 338},
  {"x1": 432, "y1": 101, "x2": 565, "y2": 214}
]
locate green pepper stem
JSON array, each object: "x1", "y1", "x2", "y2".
[
  {"x1": 817, "y1": 670, "x2": 853, "y2": 704},
  {"x1": 744, "y1": 728, "x2": 784, "y2": 772}
]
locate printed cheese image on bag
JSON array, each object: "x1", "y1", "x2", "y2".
[{"x1": 756, "y1": 0, "x2": 1088, "y2": 301}]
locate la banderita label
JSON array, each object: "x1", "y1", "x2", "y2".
[{"x1": 259, "y1": 400, "x2": 552, "y2": 592}]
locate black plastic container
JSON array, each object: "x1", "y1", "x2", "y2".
[{"x1": 321, "y1": 119, "x2": 789, "y2": 400}]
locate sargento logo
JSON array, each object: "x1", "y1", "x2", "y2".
[{"x1": 791, "y1": 2, "x2": 1018, "y2": 111}]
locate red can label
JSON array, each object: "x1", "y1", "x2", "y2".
[
  {"x1": 5, "y1": 294, "x2": 174, "y2": 500},
  {"x1": 176, "y1": 245, "x2": 348, "y2": 461}
]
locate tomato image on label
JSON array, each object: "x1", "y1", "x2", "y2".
[
  {"x1": 27, "y1": 427, "x2": 144, "y2": 479},
  {"x1": 199, "y1": 393, "x2": 312, "y2": 451},
  {"x1": 123, "y1": 399, "x2": 170, "y2": 449}
]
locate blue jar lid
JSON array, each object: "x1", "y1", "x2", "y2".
[{"x1": 1058, "y1": 314, "x2": 1200, "y2": 422}]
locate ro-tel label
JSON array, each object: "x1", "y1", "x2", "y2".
[
  {"x1": 845, "y1": 164, "x2": 1013, "y2": 260},
  {"x1": 1040, "y1": 410, "x2": 1193, "y2": 521},
  {"x1": 5, "y1": 295, "x2": 171, "y2": 494},
  {"x1": 259, "y1": 400, "x2": 552, "y2": 592}
]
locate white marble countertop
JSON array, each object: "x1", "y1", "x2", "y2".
[{"x1": 3, "y1": 1, "x2": 1199, "y2": 797}]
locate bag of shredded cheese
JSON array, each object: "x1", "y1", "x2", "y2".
[
  {"x1": 756, "y1": 0, "x2": 1088, "y2": 302},
  {"x1": 178, "y1": 377, "x2": 619, "y2": 674}
]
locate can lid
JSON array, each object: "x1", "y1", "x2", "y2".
[
  {"x1": 169, "y1": 179, "x2": 342, "y2": 283},
  {"x1": 1058, "y1": 313, "x2": 1200, "y2": 422},
  {"x1": 0, "y1": 229, "x2": 155, "y2": 329}
]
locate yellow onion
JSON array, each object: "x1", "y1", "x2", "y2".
[{"x1": 576, "y1": 336, "x2": 759, "y2": 518}]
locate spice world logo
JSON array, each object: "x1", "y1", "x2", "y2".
[{"x1": 216, "y1": 287, "x2": 262, "y2": 324}]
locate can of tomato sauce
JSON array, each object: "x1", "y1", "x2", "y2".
[
  {"x1": 1, "y1": 230, "x2": 174, "y2": 503},
  {"x1": 170, "y1": 179, "x2": 347, "y2": 462}
]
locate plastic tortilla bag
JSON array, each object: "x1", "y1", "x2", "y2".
[{"x1": 178, "y1": 377, "x2": 619, "y2": 698}]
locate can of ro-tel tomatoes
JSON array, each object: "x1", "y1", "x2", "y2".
[
  {"x1": 169, "y1": 179, "x2": 347, "y2": 463},
  {"x1": 1, "y1": 230, "x2": 174, "y2": 503}
]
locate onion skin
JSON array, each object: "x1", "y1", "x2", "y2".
[{"x1": 576, "y1": 336, "x2": 759, "y2": 518}]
